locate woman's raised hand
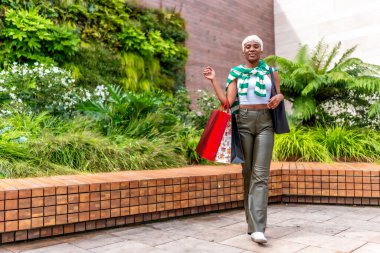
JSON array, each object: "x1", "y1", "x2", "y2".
[{"x1": 203, "y1": 66, "x2": 216, "y2": 81}]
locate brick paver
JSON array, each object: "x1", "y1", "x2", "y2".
[{"x1": 2, "y1": 204, "x2": 380, "y2": 253}]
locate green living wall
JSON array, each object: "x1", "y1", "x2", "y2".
[
  {"x1": 0, "y1": 0, "x2": 188, "y2": 91},
  {"x1": 0, "y1": 0, "x2": 204, "y2": 179}
]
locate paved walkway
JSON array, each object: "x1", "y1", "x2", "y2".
[{"x1": 1, "y1": 204, "x2": 380, "y2": 253}]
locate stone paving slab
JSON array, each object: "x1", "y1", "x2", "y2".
[
  {"x1": 1, "y1": 204, "x2": 380, "y2": 253},
  {"x1": 353, "y1": 242, "x2": 380, "y2": 253}
]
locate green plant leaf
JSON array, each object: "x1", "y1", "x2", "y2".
[
  {"x1": 292, "y1": 96, "x2": 316, "y2": 120},
  {"x1": 368, "y1": 101, "x2": 380, "y2": 118}
]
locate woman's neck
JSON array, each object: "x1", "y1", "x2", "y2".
[{"x1": 244, "y1": 59, "x2": 260, "y2": 68}]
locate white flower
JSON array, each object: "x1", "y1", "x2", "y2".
[
  {"x1": 9, "y1": 93, "x2": 16, "y2": 99},
  {"x1": 85, "y1": 91, "x2": 92, "y2": 99},
  {"x1": 4, "y1": 110, "x2": 11, "y2": 115},
  {"x1": 52, "y1": 67, "x2": 60, "y2": 73}
]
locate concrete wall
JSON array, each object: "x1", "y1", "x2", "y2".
[
  {"x1": 275, "y1": 0, "x2": 380, "y2": 65},
  {"x1": 134, "y1": 0, "x2": 275, "y2": 94}
]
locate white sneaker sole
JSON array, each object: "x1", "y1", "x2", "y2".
[{"x1": 251, "y1": 237, "x2": 267, "y2": 244}]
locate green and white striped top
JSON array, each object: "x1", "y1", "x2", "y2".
[{"x1": 226, "y1": 60, "x2": 275, "y2": 113}]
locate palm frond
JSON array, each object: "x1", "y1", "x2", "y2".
[
  {"x1": 326, "y1": 71, "x2": 352, "y2": 84},
  {"x1": 107, "y1": 84, "x2": 129, "y2": 104},
  {"x1": 301, "y1": 78, "x2": 323, "y2": 96},
  {"x1": 292, "y1": 96, "x2": 316, "y2": 120},
  {"x1": 310, "y1": 39, "x2": 328, "y2": 72},
  {"x1": 360, "y1": 62, "x2": 380, "y2": 76},
  {"x1": 291, "y1": 65, "x2": 317, "y2": 83},
  {"x1": 321, "y1": 41, "x2": 341, "y2": 73},
  {"x1": 333, "y1": 57, "x2": 363, "y2": 72},
  {"x1": 335, "y1": 45, "x2": 357, "y2": 67},
  {"x1": 264, "y1": 55, "x2": 299, "y2": 73},
  {"x1": 78, "y1": 100, "x2": 110, "y2": 119},
  {"x1": 263, "y1": 55, "x2": 279, "y2": 66},
  {"x1": 348, "y1": 76, "x2": 380, "y2": 93},
  {"x1": 294, "y1": 45, "x2": 309, "y2": 64},
  {"x1": 280, "y1": 77, "x2": 304, "y2": 93},
  {"x1": 369, "y1": 101, "x2": 380, "y2": 118}
]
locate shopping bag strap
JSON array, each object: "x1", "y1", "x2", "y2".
[
  {"x1": 219, "y1": 97, "x2": 230, "y2": 113},
  {"x1": 269, "y1": 67, "x2": 277, "y2": 96}
]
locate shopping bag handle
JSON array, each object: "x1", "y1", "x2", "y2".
[{"x1": 219, "y1": 97, "x2": 230, "y2": 113}]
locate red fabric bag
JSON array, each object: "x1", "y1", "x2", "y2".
[{"x1": 196, "y1": 101, "x2": 231, "y2": 161}]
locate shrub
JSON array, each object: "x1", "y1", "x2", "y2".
[
  {"x1": 273, "y1": 126, "x2": 380, "y2": 162},
  {"x1": 315, "y1": 125, "x2": 380, "y2": 162},
  {"x1": 0, "y1": 8, "x2": 80, "y2": 66},
  {"x1": 273, "y1": 127, "x2": 332, "y2": 162},
  {"x1": 0, "y1": 62, "x2": 106, "y2": 116},
  {"x1": 0, "y1": 1, "x2": 188, "y2": 91},
  {"x1": 0, "y1": 111, "x2": 189, "y2": 178},
  {"x1": 64, "y1": 42, "x2": 123, "y2": 89}
]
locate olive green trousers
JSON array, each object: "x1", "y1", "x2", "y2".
[{"x1": 236, "y1": 109, "x2": 274, "y2": 233}]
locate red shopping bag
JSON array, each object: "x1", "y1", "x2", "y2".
[
  {"x1": 196, "y1": 101, "x2": 231, "y2": 161},
  {"x1": 214, "y1": 114, "x2": 245, "y2": 164}
]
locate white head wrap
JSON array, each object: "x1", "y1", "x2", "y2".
[{"x1": 241, "y1": 35, "x2": 263, "y2": 51}]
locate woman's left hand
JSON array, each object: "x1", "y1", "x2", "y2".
[{"x1": 267, "y1": 94, "x2": 284, "y2": 109}]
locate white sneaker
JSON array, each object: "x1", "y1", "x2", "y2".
[{"x1": 251, "y1": 232, "x2": 267, "y2": 244}]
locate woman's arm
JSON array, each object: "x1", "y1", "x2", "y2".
[
  {"x1": 267, "y1": 71, "x2": 284, "y2": 109},
  {"x1": 203, "y1": 66, "x2": 237, "y2": 106}
]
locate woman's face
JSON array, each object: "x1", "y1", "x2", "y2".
[{"x1": 243, "y1": 41, "x2": 262, "y2": 62}]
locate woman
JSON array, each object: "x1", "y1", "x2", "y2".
[{"x1": 202, "y1": 35, "x2": 283, "y2": 244}]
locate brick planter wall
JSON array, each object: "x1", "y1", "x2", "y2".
[{"x1": 0, "y1": 162, "x2": 379, "y2": 243}]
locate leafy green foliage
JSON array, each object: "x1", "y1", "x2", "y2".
[
  {"x1": 0, "y1": 8, "x2": 80, "y2": 66},
  {"x1": 64, "y1": 42, "x2": 123, "y2": 88},
  {"x1": 265, "y1": 40, "x2": 380, "y2": 128},
  {"x1": 273, "y1": 127, "x2": 332, "y2": 162},
  {"x1": 369, "y1": 101, "x2": 380, "y2": 118},
  {"x1": 118, "y1": 52, "x2": 175, "y2": 92},
  {"x1": 0, "y1": 63, "x2": 79, "y2": 115},
  {"x1": 79, "y1": 85, "x2": 161, "y2": 134},
  {"x1": 292, "y1": 96, "x2": 316, "y2": 121},
  {"x1": 316, "y1": 125, "x2": 380, "y2": 162},
  {"x1": 273, "y1": 125, "x2": 380, "y2": 162},
  {"x1": 0, "y1": 110, "x2": 189, "y2": 178},
  {"x1": 0, "y1": 0, "x2": 188, "y2": 91},
  {"x1": 0, "y1": 1, "x2": 195, "y2": 178},
  {"x1": 78, "y1": 85, "x2": 193, "y2": 136}
]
